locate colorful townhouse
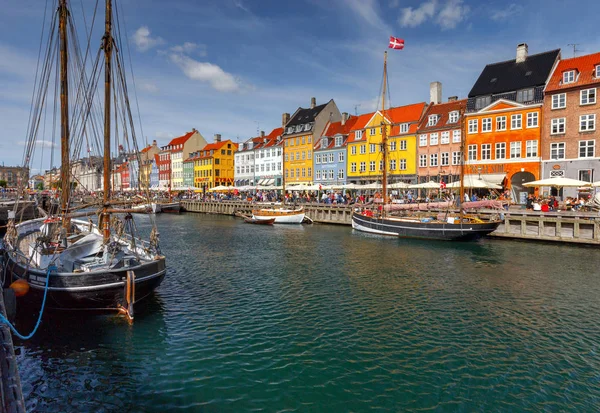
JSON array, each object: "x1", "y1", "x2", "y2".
[
  {"x1": 255, "y1": 127, "x2": 283, "y2": 187},
  {"x1": 346, "y1": 102, "x2": 426, "y2": 185},
  {"x1": 182, "y1": 156, "x2": 195, "y2": 188},
  {"x1": 314, "y1": 113, "x2": 356, "y2": 186},
  {"x1": 157, "y1": 148, "x2": 171, "y2": 190},
  {"x1": 465, "y1": 43, "x2": 560, "y2": 203},
  {"x1": 193, "y1": 134, "x2": 238, "y2": 191},
  {"x1": 149, "y1": 154, "x2": 159, "y2": 189},
  {"x1": 139, "y1": 140, "x2": 160, "y2": 189},
  {"x1": 416, "y1": 82, "x2": 466, "y2": 185},
  {"x1": 169, "y1": 129, "x2": 208, "y2": 190},
  {"x1": 283, "y1": 97, "x2": 341, "y2": 185},
  {"x1": 235, "y1": 135, "x2": 262, "y2": 187},
  {"x1": 542, "y1": 52, "x2": 600, "y2": 197}
]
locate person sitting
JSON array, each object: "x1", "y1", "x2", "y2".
[
  {"x1": 541, "y1": 200, "x2": 550, "y2": 212},
  {"x1": 533, "y1": 200, "x2": 542, "y2": 211}
]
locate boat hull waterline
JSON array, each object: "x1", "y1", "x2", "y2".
[
  {"x1": 351, "y1": 212, "x2": 501, "y2": 241},
  {"x1": 251, "y1": 208, "x2": 305, "y2": 224}
]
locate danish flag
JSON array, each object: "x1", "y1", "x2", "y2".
[
  {"x1": 440, "y1": 180, "x2": 446, "y2": 189},
  {"x1": 388, "y1": 36, "x2": 405, "y2": 50}
]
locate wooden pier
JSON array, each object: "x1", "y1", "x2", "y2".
[{"x1": 181, "y1": 200, "x2": 600, "y2": 245}]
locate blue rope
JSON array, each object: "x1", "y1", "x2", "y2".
[{"x1": 0, "y1": 264, "x2": 55, "y2": 340}]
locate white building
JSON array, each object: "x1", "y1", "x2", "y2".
[{"x1": 254, "y1": 127, "x2": 283, "y2": 187}]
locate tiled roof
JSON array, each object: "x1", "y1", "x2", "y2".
[
  {"x1": 347, "y1": 112, "x2": 376, "y2": 142},
  {"x1": 264, "y1": 127, "x2": 283, "y2": 148},
  {"x1": 416, "y1": 99, "x2": 467, "y2": 133},
  {"x1": 140, "y1": 144, "x2": 153, "y2": 153},
  {"x1": 468, "y1": 49, "x2": 560, "y2": 97},
  {"x1": 383, "y1": 102, "x2": 427, "y2": 124},
  {"x1": 166, "y1": 130, "x2": 196, "y2": 150},
  {"x1": 546, "y1": 52, "x2": 600, "y2": 92},
  {"x1": 315, "y1": 117, "x2": 358, "y2": 150}
]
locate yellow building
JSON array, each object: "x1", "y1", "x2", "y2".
[
  {"x1": 193, "y1": 135, "x2": 238, "y2": 191},
  {"x1": 282, "y1": 98, "x2": 341, "y2": 185},
  {"x1": 346, "y1": 103, "x2": 426, "y2": 184}
]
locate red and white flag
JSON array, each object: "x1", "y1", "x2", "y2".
[
  {"x1": 440, "y1": 180, "x2": 446, "y2": 189},
  {"x1": 388, "y1": 36, "x2": 404, "y2": 50}
]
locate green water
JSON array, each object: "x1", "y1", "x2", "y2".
[{"x1": 15, "y1": 213, "x2": 600, "y2": 411}]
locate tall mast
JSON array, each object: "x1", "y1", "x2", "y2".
[
  {"x1": 102, "y1": 0, "x2": 113, "y2": 239},
  {"x1": 459, "y1": 107, "x2": 466, "y2": 220},
  {"x1": 58, "y1": 0, "x2": 70, "y2": 221},
  {"x1": 281, "y1": 134, "x2": 286, "y2": 200},
  {"x1": 381, "y1": 51, "x2": 388, "y2": 207}
]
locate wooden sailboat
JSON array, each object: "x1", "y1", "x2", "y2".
[
  {"x1": 351, "y1": 52, "x2": 501, "y2": 241},
  {"x1": 3, "y1": 0, "x2": 166, "y2": 313}
]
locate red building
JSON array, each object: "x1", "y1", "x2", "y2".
[
  {"x1": 157, "y1": 149, "x2": 171, "y2": 190},
  {"x1": 119, "y1": 162, "x2": 130, "y2": 191}
]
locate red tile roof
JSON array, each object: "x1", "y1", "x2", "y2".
[
  {"x1": 546, "y1": 52, "x2": 600, "y2": 92},
  {"x1": 165, "y1": 130, "x2": 196, "y2": 151},
  {"x1": 416, "y1": 99, "x2": 467, "y2": 133},
  {"x1": 346, "y1": 112, "x2": 376, "y2": 142},
  {"x1": 383, "y1": 102, "x2": 427, "y2": 124},
  {"x1": 140, "y1": 144, "x2": 152, "y2": 153},
  {"x1": 263, "y1": 127, "x2": 283, "y2": 148},
  {"x1": 316, "y1": 117, "x2": 359, "y2": 150}
]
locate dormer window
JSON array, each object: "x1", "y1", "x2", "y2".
[
  {"x1": 449, "y1": 111, "x2": 459, "y2": 123},
  {"x1": 295, "y1": 125, "x2": 303, "y2": 133},
  {"x1": 563, "y1": 70, "x2": 575, "y2": 84},
  {"x1": 286, "y1": 127, "x2": 294, "y2": 134},
  {"x1": 355, "y1": 130, "x2": 363, "y2": 140},
  {"x1": 400, "y1": 123, "x2": 409, "y2": 133},
  {"x1": 322, "y1": 137, "x2": 328, "y2": 147},
  {"x1": 304, "y1": 124, "x2": 313, "y2": 132},
  {"x1": 516, "y1": 88, "x2": 534, "y2": 103},
  {"x1": 475, "y1": 95, "x2": 491, "y2": 110},
  {"x1": 428, "y1": 115, "x2": 438, "y2": 126},
  {"x1": 596, "y1": 65, "x2": 600, "y2": 78},
  {"x1": 335, "y1": 136, "x2": 343, "y2": 147}
]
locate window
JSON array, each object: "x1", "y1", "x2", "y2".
[
  {"x1": 338, "y1": 169, "x2": 344, "y2": 179},
  {"x1": 597, "y1": 66, "x2": 600, "y2": 78},
  {"x1": 400, "y1": 159, "x2": 407, "y2": 170},
  {"x1": 440, "y1": 131, "x2": 450, "y2": 144},
  {"x1": 419, "y1": 134, "x2": 427, "y2": 146},
  {"x1": 390, "y1": 141, "x2": 396, "y2": 151},
  {"x1": 335, "y1": 136, "x2": 343, "y2": 146},
  {"x1": 552, "y1": 93, "x2": 566, "y2": 109},
  {"x1": 289, "y1": 169, "x2": 294, "y2": 178},
  {"x1": 526, "y1": 140, "x2": 538, "y2": 158},
  {"x1": 580, "y1": 114, "x2": 596, "y2": 131},
  {"x1": 527, "y1": 112, "x2": 538, "y2": 128},
  {"x1": 400, "y1": 123, "x2": 409, "y2": 133},
  {"x1": 581, "y1": 88, "x2": 597, "y2": 105},
  {"x1": 563, "y1": 70, "x2": 575, "y2": 84},
  {"x1": 295, "y1": 152, "x2": 300, "y2": 160},
  {"x1": 579, "y1": 169, "x2": 593, "y2": 183},
  {"x1": 360, "y1": 145, "x2": 366, "y2": 154},
  {"x1": 579, "y1": 140, "x2": 595, "y2": 158},
  {"x1": 516, "y1": 88, "x2": 534, "y2": 103},
  {"x1": 390, "y1": 159, "x2": 396, "y2": 170},
  {"x1": 452, "y1": 130, "x2": 461, "y2": 143},
  {"x1": 449, "y1": 111, "x2": 459, "y2": 123},
  {"x1": 551, "y1": 118, "x2": 566, "y2": 134},
  {"x1": 369, "y1": 128, "x2": 376, "y2": 136},
  {"x1": 301, "y1": 151, "x2": 306, "y2": 160},
  {"x1": 468, "y1": 119, "x2": 478, "y2": 133},
  {"x1": 428, "y1": 115, "x2": 438, "y2": 126},
  {"x1": 308, "y1": 167, "x2": 312, "y2": 177},
  {"x1": 510, "y1": 141, "x2": 521, "y2": 158},
  {"x1": 369, "y1": 161, "x2": 376, "y2": 172},
  {"x1": 494, "y1": 116, "x2": 506, "y2": 131},
  {"x1": 419, "y1": 155, "x2": 427, "y2": 167},
  {"x1": 475, "y1": 95, "x2": 491, "y2": 110},
  {"x1": 329, "y1": 153, "x2": 334, "y2": 163},
  {"x1": 400, "y1": 140, "x2": 407, "y2": 150},
  {"x1": 351, "y1": 163, "x2": 357, "y2": 172},
  {"x1": 379, "y1": 160, "x2": 384, "y2": 171},
  {"x1": 430, "y1": 153, "x2": 438, "y2": 166},
  {"x1": 468, "y1": 144, "x2": 477, "y2": 161},
  {"x1": 430, "y1": 133, "x2": 439, "y2": 145},
  {"x1": 550, "y1": 142, "x2": 565, "y2": 159},
  {"x1": 511, "y1": 114, "x2": 522, "y2": 129},
  {"x1": 315, "y1": 170, "x2": 321, "y2": 180},
  {"x1": 338, "y1": 152, "x2": 344, "y2": 162},
  {"x1": 452, "y1": 151, "x2": 461, "y2": 165},
  {"x1": 316, "y1": 154, "x2": 321, "y2": 164},
  {"x1": 351, "y1": 146, "x2": 357, "y2": 155},
  {"x1": 481, "y1": 144, "x2": 491, "y2": 160},
  {"x1": 370, "y1": 144, "x2": 376, "y2": 153},
  {"x1": 495, "y1": 142, "x2": 506, "y2": 159},
  {"x1": 441, "y1": 152, "x2": 449, "y2": 166},
  {"x1": 482, "y1": 118, "x2": 492, "y2": 132}
]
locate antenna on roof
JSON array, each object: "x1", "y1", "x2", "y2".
[
  {"x1": 567, "y1": 43, "x2": 582, "y2": 57},
  {"x1": 354, "y1": 104, "x2": 361, "y2": 116}
]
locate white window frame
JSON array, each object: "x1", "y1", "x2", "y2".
[
  {"x1": 360, "y1": 145, "x2": 366, "y2": 154},
  {"x1": 400, "y1": 159, "x2": 407, "y2": 170},
  {"x1": 496, "y1": 116, "x2": 506, "y2": 131},
  {"x1": 579, "y1": 140, "x2": 595, "y2": 158},
  {"x1": 552, "y1": 93, "x2": 566, "y2": 109},
  {"x1": 511, "y1": 114, "x2": 522, "y2": 129},
  {"x1": 390, "y1": 159, "x2": 396, "y2": 170},
  {"x1": 328, "y1": 153, "x2": 334, "y2": 163},
  {"x1": 430, "y1": 133, "x2": 439, "y2": 145},
  {"x1": 369, "y1": 161, "x2": 376, "y2": 172},
  {"x1": 481, "y1": 144, "x2": 491, "y2": 160},
  {"x1": 526, "y1": 140, "x2": 538, "y2": 158},
  {"x1": 369, "y1": 128, "x2": 376, "y2": 136},
  {"x1": 400, "y1": 123, "x2": 409, "y2": 133},
  {"x1": 452, "y1": 130, "x2": 461, "y2": 143},
  {"x1": 596, "y1": 65, "x2": 600, "y2": 78},
  {"x1": 449, "y1": 111, "x2": 459, "y2": 123},
  {"x1": 452, "y1": 151, "x2": 461, "y2": 165},
  {"x1": 419, "y1": 154, "x2": 427, "y2": 167},
  {"x1": 419, "y1": 134, "x2": 427, "y2": 147},
  {"x1": 495, "y1": 142, "x2": 506, "y2": 159},
  {"x1": 510, "y1": 141, "x2": 522, "y2": 159},
  {"x1": 563, "y1": 70, "x2": 575, "y2": 84},
  {"x1": 468, "y1": 144, "x2": 477, "y2": 161},
  {"x1": 351, "y1": 162, "x2": 357, "y2": 173},
  {"x1": 430, "y1": 153, "x2": 438, "y2": 167},
  {"x1": 441, "y1": 131, "x2": 450, "y2": 144},
  {"x1": 338, "y1": 169, "x2": 344, "y2": 179},
  {"x1": 551, "y1": 118, "x2": 566, "y2": 134},
  {"x1": 551, "y1": 142, "x2": 565, "y2": 160},
  {"x1": 468, "y1": 119, "x2": 478, "y2": 134},
  {"x1": 355, "y1": 130, "x2": 363, "y2": 140},
  {"x1": 580, "y1": 114, "x2": 596, "y2": 132},
  {"x1": 527, "y1": 112, "x2": 539, "y2": 128},
  {"x1": 338, "y1": 152, "x2": 344, "y2": 162},
  {"x1": 390, "y1": 141, "x2": 396, "y2": 151},
  {"x1": 441, "y1": 152, "x2": 449, "y2": 166},
  {"x1": 581, "y1": 88, "x2": 597, "y2": 105},
  {"x1": 482, "y1": 117, "x2": 492, "y2": 132},
  {"x1": 316, "y1": 154, "x2": 321, "y2": 164},
  {"x1": 359, "y1": 162, "x2": 366, "y2": 172},
  {"x1": 351, "y1": 146, "x2": 357, "y2": 155},
  {"x1": 400, "y1": 140, "x2": 407, "y2": 150},
  {"x1": 428, "y1": 115, "x2": 438, "y2": 126}
]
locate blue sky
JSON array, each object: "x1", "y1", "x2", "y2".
[{"x1": 1, "y1": 0, "x2": 600, "y2": 172}]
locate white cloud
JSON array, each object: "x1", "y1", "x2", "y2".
[
  {"x1": 490, "y1": 3, "x2": 523, "y2": 21},
  {"x1": 132, "y1": 26, "x2": 165, "y2": 52},
  {"x1": 169, "y1": 53, "x2": 241, "y2": 92},
  {"x1": 170, "y1": 42, "x2": 207, "y2": 56},
  {"x1": 344, "y1": 0, "x2": 392, "y2": 33},
  {"x1": 399, "y1": 0, "x2": 437, "y2": 28},
  {"x1": 233, "y1": 0, "x2": 251, "y2": 14},
  {"x1": 139, "y1": 82, "x2": 159, "y2": 93},
  {"x1": 436, "y1": 0, "x2": 469, "y2": 30},
  {"x1": 17, "y1": 139, "x2": 56, "y2": 149}
]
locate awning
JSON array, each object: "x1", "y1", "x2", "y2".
[
  {"x1": 257, "y1": 178, "x2": 265, "y2": 185},
  {"x1": 265, "y1": 179, "x2": 275, "y2": 186},
  {"x1": 463, "y1": 173, "x2": 506, "y2": 185}
]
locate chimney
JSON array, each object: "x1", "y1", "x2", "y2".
[
  {"x1": 282, "y1": 113, "x2": 290, "y2": 127},
  {"x1": 192, "y1": 128, "x2": 197, "y2": 132},
  {"x1": 214, "y1": 133, "x2": 221, "y2": 143},
  {"x1": 341, "y1": 112, "x2": 349, "y2": 125},
  {"x1": 430, "y1": 82, "x2": 442, "y2": 105},
  {"x1": 260, "y1": 130, "x2": 265, "y2": 138},
  {"x1": 310, "y1": 97, "x2": 316, "y2": 109},
  {"x1": 152, "y1": 139, "x2": 157, "y2": 146},
  {"x1": 516, "y1": 43, "x2": 528, "y2": 63},
  {"x1": 448, "y1": 96, "x2": 458, "y2": 102}
]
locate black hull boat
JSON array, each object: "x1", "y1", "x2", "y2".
[
  {"x1": 351, "y1": 212, "x2": 500, "y2": 241},
  {"x1": 159, "y1": 202, "x2": 182, "y2": 214}
]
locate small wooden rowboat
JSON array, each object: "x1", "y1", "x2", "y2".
[{"x1": 244, "y1": 217, "x2": 275, "y2": 225}]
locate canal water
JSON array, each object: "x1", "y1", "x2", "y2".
[{"x1": 13, "y1": 213, "x2": 600, "y2": 411}]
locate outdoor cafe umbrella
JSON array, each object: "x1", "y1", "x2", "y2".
[
  {"x1": 388, "y1": 182, "x2": 410, "y2": 189},
  {"x1": 408, "y1": 181, "x2": 441, "y2": 189},
  {"x1": 208, "y1": 185, "x2": 230, "y2": 191},
  {"x1": 446, "y1": 178, "x2": 502, "y2": 189},
  {"x1": 523, "y1": 177, "x2": 592, "y2": 188}
]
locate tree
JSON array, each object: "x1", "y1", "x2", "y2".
[
  {"x1": 35, "y1": 182, "x2": 44, "y2": 191},
  {"x1": 0, "y1": 180, "x2": 7, "y2": 188}
]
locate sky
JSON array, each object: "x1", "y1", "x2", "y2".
[{"x1": 1, "y1": 0, "x2": 600, "y2": 173}]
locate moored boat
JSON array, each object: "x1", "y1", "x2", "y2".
[
  {"x1": 158, "y1": 201, "x2": 182, "y2": 213},
  {"x1": 244, "y1": 217, "x2": 275, "y2": 225},
  {"x1": 251, "y1": 207, "x2": 305, "y2": 224}
]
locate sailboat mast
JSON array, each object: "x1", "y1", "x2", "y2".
[
  {"x1": 459, "y1": 108, "x2": 466, "y2": 220},
  {"x1": 102, "y1": 0, "x2": 113, "y2": 238},
  {"x1": 381, "y1": 51, "x2": 388, "y2": 206},
  {"x1": 59, "y1": 0, "x2": 70, "y2": 219}
]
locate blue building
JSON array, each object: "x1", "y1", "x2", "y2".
[
  {"x1": 149, "y1": 155, "x2": 159, "y2": 189},
  {"x1": 314, "y1": 113, "x2": 353, "y2": 187}
]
